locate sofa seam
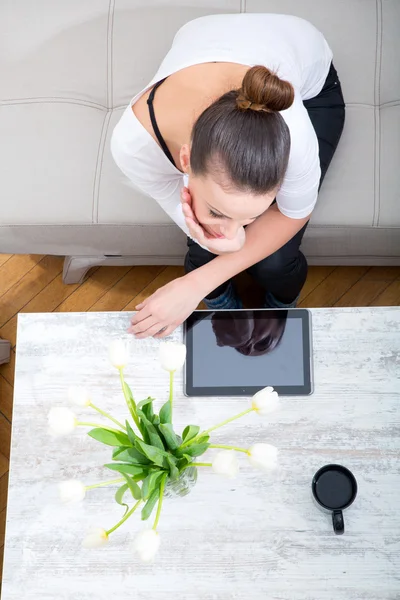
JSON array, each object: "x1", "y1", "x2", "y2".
[
  {"x1": 240, "y1": 0, "x2": 246, "y2": 12},
  {"x1": 92, "y1": 110, "x2": 112, "y2": 224},
  {"x1": 107, "y1": 0, "x2": 115, "y2": 108},
  {"x1": 373, "y1": 0, "x2": 382, "y2": 227},
  {"x1": 0, "y1": 98, "x2": 107, "y2": 110}
]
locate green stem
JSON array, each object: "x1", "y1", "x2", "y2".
[
  {"x1": 189, "y1": 462, "x2": 212, "y2": 468},
  {"x1": 89, "y1": 403, "x2": 126, "y2": 430},
  {"x1": 153, "y1": 474, "x2": 167, "y2": 531},
  {"x1": 118, "y1": 368, "x2": 141, "y2": 432},
  {"x1": 77, "y1": 421, "x2": 111, "y2": 428},
  {"x1": 85, "y1": 478, "x2": 124, "y2": 490},
  {"x1": 181, "y1": 408, "x2": 254, "y2": 448},
  {"x1": 76, "y1": 422, "x2": 124, "y2": 433},
  {"x1": 209, "y1": 444, "x2": 249, "y2": 454},
  {"x1": 169, "y1": 371, "x2": 174, "y2": 423},
  {"x1": 106, "y1": 499, "x2": 142, "y2": 536}
]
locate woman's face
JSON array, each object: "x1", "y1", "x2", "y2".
[
  {"x1": 180, "y1": 145, "x2": 277, "y2": 240},
  {"x1": 188, "y1": 174, "x2": 276, "y2": 239}
]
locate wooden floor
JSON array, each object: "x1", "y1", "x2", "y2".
[{"x1": 0, "y1": 254, "x2": 399, "y2": 586}]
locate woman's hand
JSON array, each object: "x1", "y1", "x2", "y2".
[
  {"x1": 128, "y1": 275, "x2": 204, "y2": 339},
  {"x1": 181, "y1": 187, "x2": 246, "y2": 254}
]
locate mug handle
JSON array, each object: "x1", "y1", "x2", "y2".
[{"x1": 332, "y1": 510, "x2": 344, "y2": 535}]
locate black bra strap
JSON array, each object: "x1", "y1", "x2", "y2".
[{"x1": 147, "y1": 78, "x2": 177, "y2": 168}]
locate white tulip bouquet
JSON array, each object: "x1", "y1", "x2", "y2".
[{"x1": 50, "y1": 340, "x2": 279, "y2": 562}]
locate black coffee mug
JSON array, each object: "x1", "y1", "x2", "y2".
[{"x1": 312, "y1": 464, "x2": 357, "y2": 535}]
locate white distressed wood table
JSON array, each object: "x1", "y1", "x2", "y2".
[{"x1": 2, "y1": 308, "x2": 400, "y2": 600}]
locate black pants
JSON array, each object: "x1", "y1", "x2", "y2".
[{"x1": 185, "y1": 62, "x2": 346, "y2": 304}]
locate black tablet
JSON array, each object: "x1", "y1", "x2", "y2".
[{"x1": 184, "y1": 309, "x2": 313, "y2": 397}]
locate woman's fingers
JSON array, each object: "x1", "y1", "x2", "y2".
[
  {"x1": 134, "y1": 322, "x2": 167, "y2": 339},
  {"x1": 153, "y1": 324, "x2": 175, "y2": 339},
  {"x1": 186, "y1": 216, "x2": 207, "y2": 245},
  {"x1": 130, "y1": 303, "x2": 152, "y2": 325},
  {"x1": 128, "y1": 311, "x2": 154, "y2": 334}
]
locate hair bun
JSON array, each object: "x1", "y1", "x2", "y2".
[{"x1": 237, "y1": 65, "x2": 294, "y2": 113}]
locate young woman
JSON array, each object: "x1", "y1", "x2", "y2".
[{"x1": 111, "y1": 13, "x2": 345, "y2": 339}]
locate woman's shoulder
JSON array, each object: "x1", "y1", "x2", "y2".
[{"x1": 111, "y1": 103, "x2": 181, "y2": 197}]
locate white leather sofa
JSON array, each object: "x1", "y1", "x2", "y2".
[{"x1": 1, "y1": 0, "x2": 399, "y2": 284}]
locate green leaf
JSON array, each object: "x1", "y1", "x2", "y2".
[
  {"x1": 134, "y1": 439, "x2": 168, "y2": 468},
  {"x1": 112, "y1": 446, "x2": 151, "y2": 465},
  {"x1": 141, "y1": 487, "x2": 160, "y2": 521},
  {"x1": 123, "y1": 382, "x2": 136, "y2": 408},
  {"x1": 166, "y1": 454, "x2": 179, "y2": 481},
  {"x1": 115, "y1": 483, "x2": 130, "y2": 515},
  {"x1": 152, "y1": 415, "x2": 160, "y2": 426},
  {"x1": 125, "y1": 420, "x2": 140, "y2": 446},
  {"x1": 177, "y1": 442, "x2": 209, "y2": 458},
  {"x1": 137, "y1": 410, "x2": 165, "y2": 451},
  {"x1": 104, "y1": 462, "x2": 147, "y2": 479},
  {"x1": 142, "y1": 471, "x2": 164, "y2": 501},
  {"x1": 159, "y1": 423, "x2": 179, "y2": 451},
  {"x1": 137, "y1": 397, "x2": 155, "y2": 422},
  {"x1": 196, "y1": 435, "x2": 210, "y2": 445},
  {"x1": 182, "y1": 425, "x2": 200, "y2": 443},
  {"x1": 88, "y1": 428, "x2": 131, "y2": 447},
  {"x1": 121, "y1": 473, "x2": 142, "y2": 500},
  {"x1": 159, "y1": 400, "x2": 171, "y2": 424},
  {"x1": 177, "y1": 453, "x2": 194, "y2": 471}
]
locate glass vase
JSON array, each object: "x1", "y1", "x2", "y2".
[{"x1": 164, "y1": 466, "x2": 197, "y2": 498}]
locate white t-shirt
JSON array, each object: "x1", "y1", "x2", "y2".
[{"x1": 111, "y1": 13, "x2": 333, "y2": 235}]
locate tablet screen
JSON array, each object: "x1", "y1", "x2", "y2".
[{"x1": 184, "y1": 309, "x2": 312, "y2": 396}]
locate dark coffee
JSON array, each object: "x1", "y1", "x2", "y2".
[
  {"x1": 315, "y1": 469, "x2": 354, "y2": 509},
  {"x1": 312, "y1": 464, "x2": 357, "y2": 535}
]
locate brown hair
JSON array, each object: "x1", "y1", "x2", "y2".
[
  {"x1": 211, "y1": 310, "x2": 288, "y2": 357},
  {"x1": 190, "y1": 66, "x2": 295, "y2": 194}
]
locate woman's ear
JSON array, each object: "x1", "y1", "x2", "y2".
[{"x1": 180, "y1": 144, "x2": 191, "y2": 173}]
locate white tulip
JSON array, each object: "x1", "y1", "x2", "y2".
[
  {"x1": 251, "y1": 387, "x2": 280, "y2": 416},
  {"x1": 68, "y1": 386, "x2": 91, "y2": 407},
  {"x1": 133, "y1": 529, "x2": 161, "y2": 562},
  {"x1": 248, "y1": 443, "x2": 278, "y2": 472},
  {"x1": 48, "y1": 407, "x2": 77, "y2": 436},
  {"x1": 159, "y1": 341, "x2": 187, "y2": 372},
  {"x1": 58, "y1": 480, "x2": 86, "y2": 503},
  {"x1": 212, "y1": 450, "x2": 239, "y2": 479},
  {"x1": 82, "y1": 527, "x2": 109, "y2": 549},
  {"x1": 109, "y1": 340, "x2": 129, "y2": 369}
]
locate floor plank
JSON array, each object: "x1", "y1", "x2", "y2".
[
  {"x1": 370, "y1": 279, "x2": 400, "y2": 306},
  {"x1": 0, "y1": 256, "x2": 64, "y2": 345},
  {"x1": 300, "y1": 267, "x2": 369, "y2": 308},
  {"x1": 0, "y1": 348, "x2": 15, "y2": 388},
  {"x1": 0, "y1": 376, "x2": 12, "y2": 422},
  {"x1": 16, "y1": 271, "x2": 82, "y2": 315},
  {"x1": 123, "y1": 266, "x2": 184, "y2": 311},
  {"x1": 0, "y1": 473, "x2": 9, "y2": 516},
  {"x1": 363, "y1": 266, "x2": 400, "y2": 281},
  {"x1": 89, "y1": 266, "x2": 164, "y2": 312},
  {"x1": 0, "y1": 455, "x2": 7, "y2": 481},
  {"x1": 0, "y1": 255, "x2": 12, "y2": 268},
  {"x1": 0, "y1": 416, "x2": 11, "y2": 460},
  {"x1": 0, "y1": 544, "x2": 4, "y2": 588},
  {"x1": 298, "y1": 266, "x2": 336, "y2": 305},
  {"x1": 0, "y1": 255, "x2": 45, "y2": 300},
  {"x1": 334, "y1": 279, "x2": 391, "y2": 307},
  {"x1": 55, "y1": 266, "x2": 132, "y2": 312},
  {"x1": 0, "y1": 507, "x2": 6, "y2": 546}
]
